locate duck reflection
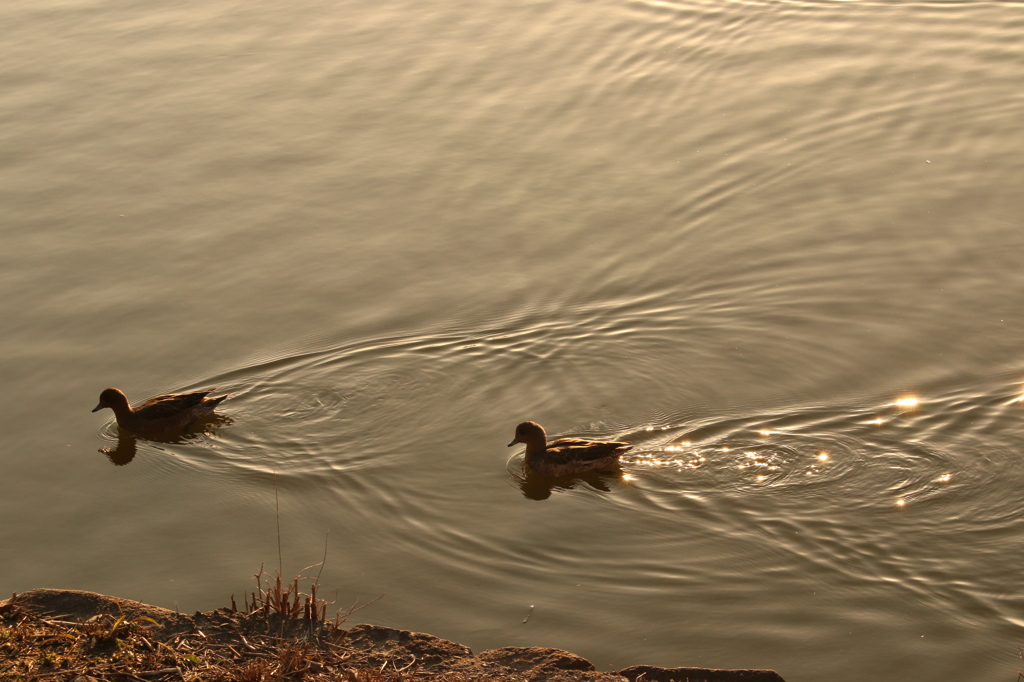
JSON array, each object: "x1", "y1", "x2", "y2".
[
  {"x1": 514, "y1": 464, "x2": 626, "y2": 500},
  {"x1": 99, "y1": 413, "x2": 232, "y2": 466},
  {"x1": 101, "y1": 432, "x2": 138, "y2": 466}
]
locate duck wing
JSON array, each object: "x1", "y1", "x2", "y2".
[
  {"x1": 135, "y1": 390, "x2": 215, "y2": 420},
  {"x1": 547, "y1": 438, "x2": 631, "y2": 463},
  {"x1": 548, "y1": 438, "x2": 595, "y2": 448}
]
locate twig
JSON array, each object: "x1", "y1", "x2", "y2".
[
  {"x1": 341, "y1": 594, "x2": 385, "y2": 620},
  {"x1": 41, "y1": 619, "x2": 92, "y2": 628},
  {"x1": 314, "y1": 529, "x2": 330, "y2": 589},
  {"x1": 133, "y1": 668, "x2": 184, "y2": 680},
  {"x1": 275, "y1": 472, "x2": 283, "y2": 578},
  {"x1": 239, "y1": 634, "x2": 258, "y2": 652},
  {"x1": 20, "y1": 671, "x2": 75, "y2": 679}
]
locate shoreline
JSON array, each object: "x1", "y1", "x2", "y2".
[{"x1": 1, "y1": 589, "x2": 786, "y2": 682}]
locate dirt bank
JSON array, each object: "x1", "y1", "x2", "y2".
[{"x1": 0, "y1": 589, "x2": 786, "y2": 682}]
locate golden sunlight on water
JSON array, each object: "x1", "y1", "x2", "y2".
[{"x1": 1, "y1": 1, "x2": 1024, "y2": 681}]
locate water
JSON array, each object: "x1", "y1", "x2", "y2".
[{"x1": 2, "y1": 1, "x2": 1023, "y2": 680}]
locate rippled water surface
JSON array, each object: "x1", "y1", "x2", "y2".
[{"x1": 2, "y1": 1, "x2": 1024, "y2": 680}]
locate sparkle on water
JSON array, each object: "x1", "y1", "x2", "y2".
[{"x1": 3, "y1": 1, "x2": 1022, "y2": 680}]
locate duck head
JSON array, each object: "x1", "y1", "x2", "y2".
[
  {"x1": 93, "y1": 387, "x2": 130, "y2": 413},
  {"x1": 508, "y1": 421, "x2": 547, "y2": 448}
]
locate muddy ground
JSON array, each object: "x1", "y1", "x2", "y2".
[{"x1": 0, "y1": 589, "x2": 786, "y2": 682}]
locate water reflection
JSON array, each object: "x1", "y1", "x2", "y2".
[
  {"x1": 98, "y1": 414, "x2": 232, "y2": 466},
  {"x1": 101, "y1": 432, "x2": 138, "y2": 466},
  {"x1": 512, "y1": 461, "x2": 625, "y2": 501}
]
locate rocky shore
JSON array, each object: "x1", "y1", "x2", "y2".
[{"x1": 0, "y1": 589, "x2": 786, "y2": 682}]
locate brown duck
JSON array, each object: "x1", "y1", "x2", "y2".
[
  {"x1": 92, "y1": 387, "x2": 228, "y2": 435},
  {"x1": 508, "y1": 421, "x2": 631, "y2": 477}
]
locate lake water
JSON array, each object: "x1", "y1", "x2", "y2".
[{"x1": 2, "y1": 0, "x2": 1023, "y2": 680}]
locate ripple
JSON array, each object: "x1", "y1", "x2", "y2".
[{"x1": 588, "y1": 383, "x2": 1024, "y2": 527}]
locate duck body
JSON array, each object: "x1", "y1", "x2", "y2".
[
  {"x1": 92, "y1": 387, "x2": 228, "y2": 435},
  {"x1": 508, "y1": 420, "x2": 630, "y2": 477}
]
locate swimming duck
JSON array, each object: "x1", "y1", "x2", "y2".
[
  {"x1": 92, "y1": 387, "x2": 228, "y2": 435},
  {"x1": 508, "y1": 421, "x2": 631, "y2": 477}
]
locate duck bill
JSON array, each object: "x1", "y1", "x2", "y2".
[
  {"x1": 92, "y1": 404, "x2": 103, "y2": 412},
  {"x1": 507, "y1": 439, "x2": 519, "y2": 447}
]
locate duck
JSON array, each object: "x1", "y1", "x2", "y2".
[
  {"x1": 507, "y1": 421, "x2": 631, "y2": 477},
  {"x1": 92, "y1": 387, "x2": 228, "y2": 435}
]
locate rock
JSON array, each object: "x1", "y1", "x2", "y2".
[
  {"x1": 1, "y1": 589, "x2": 182, "y2": 626},
  {"x1": 344, "y1": 623, "x2": 474, "y2": 667},
  {"x1": 478, "y1": 646, "x2": 596, "y2": 673},
  {"x1": 619, "y1": 665, "x2": 788, "y2": 682}
]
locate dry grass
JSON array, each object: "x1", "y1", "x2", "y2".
[
  {"x1": 244, "y1": 564, "x2": 332, "y2": 626},
  {"x1": 0, "y1": 585, "x2": 464, "y2": 682}
]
